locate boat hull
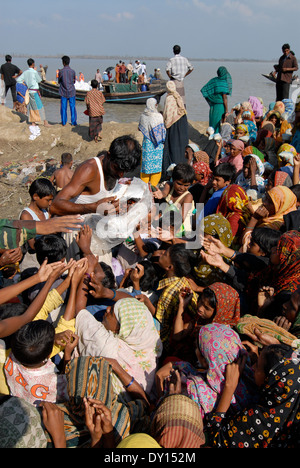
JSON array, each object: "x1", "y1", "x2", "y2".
[{"x1": 39, "y1": 81, "x2": 166, "y2": 104}]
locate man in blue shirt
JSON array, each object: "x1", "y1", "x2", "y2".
[{"x1": 58, "y1": 56, "x2": 77, "y2": 126}]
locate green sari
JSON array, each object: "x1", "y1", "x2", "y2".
[{"x1": 201, "y1": 67, "x2": 232, "y2": 133}]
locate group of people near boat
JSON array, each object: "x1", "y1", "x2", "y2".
[{"x1": 1, "y1": 45, "x2": 300, "y2": 450}]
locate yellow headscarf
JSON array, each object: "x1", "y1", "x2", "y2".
[{"x1": 116, "y1": 433, "x2": 161, "y2": 448}]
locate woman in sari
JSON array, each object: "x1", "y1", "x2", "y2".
[
  {"x1": 206, "y1": 344, "x2": 300, "y2": 448},
  {"x1": 76, "y1": 297, "x2": 163, "y2": 398},
  {"x1": 256, "y1": 186, "x2": 297, "y2": 230},
  {"x1": 161, "y1": 81, "x2": 188, "y2": 177},
  {"x1": 162, "y1": 324, "x2": 257, "y2": 420},
  {"x1": 201, "y1": 66, "x2": 232, "y2": 133},
  {"x1": 216, "y1": 184, "x2": 251, "y2": 246},
  {"x1": 138, "y1": 98, "x2": 166, "y2": 186}
]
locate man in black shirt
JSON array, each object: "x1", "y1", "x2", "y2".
[{"x1": 0, "y1": 55, "x2": 22, "y2": 109}]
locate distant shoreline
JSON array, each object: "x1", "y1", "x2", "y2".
[{"x1": 2, "y1": 53, "x2": 275, "y2": 63}]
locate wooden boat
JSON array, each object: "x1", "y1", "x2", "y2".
[
  {"x1": 262, "y1": 73, "x2": 299, "y2": 84},
  {"x1": 39, "y1": 80, "x2": 167, "y2": 104}
]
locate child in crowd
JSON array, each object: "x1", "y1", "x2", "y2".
[
  {"x1": 20, "y1": 178, "x2": 56, "y2": 247},
  {"x1": 22, "y1": 234, "x2": 68, "y2": 303},
  {"x1": 50, "y1": 153, "x2": 74, "y2": 190},
  {"x1": 200, "y1": 162, "x2": 236, "y2": 217},
  {"x1": 19, "y1": 178, "x2": 57, "y2": 271},
  {"x1": 153, "y1": 163, "x2": 195, "y2": 238}
]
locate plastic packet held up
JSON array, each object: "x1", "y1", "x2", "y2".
[{"x1": 84, "y1": 178, "x2": 153, "y2": 251}]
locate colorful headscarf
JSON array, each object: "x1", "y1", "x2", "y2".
[
  {"x1": 150, "y1": 394, "x2": 205, "y2": 448},
  {"x1": 206, "y1": 346, "x2": 300, "y2": 448},
  {"x1": 113, "y1": 298, "x2": 163, "y2": 393},
  {"x1": 236, "y1": 123, "x2": 249, "y2": 137},
  {"x1": 117, "y1": 434, "x2": 161, "y2": 448},
  {"x1": 208, "y1": 282, "x2": 241, "y2": 326},
  {"x1": 259, "y1": 186, "x2": 297, "y2": 230},
  {"x1": 176, "y1": 324, "x2": 256, "y2": 418},
  {"x1": 163, "y1": 81, "x2": 186, "y2": 129},
  {"x1": 216, "y1": 184, "x2": 250, "y2": 244},
  {"x1": 193, "y1": 161, "x2": 212, "y2": 186},
  {"x1": 249, "y1": 230, "x2": 300, "y2": 298},
  {"x1": 248, "y1": 96, "x2": 264, "y2": 118}
]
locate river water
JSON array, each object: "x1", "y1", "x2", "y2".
[{"x1": 3, "y1": 56, "x2": 296, "y2": 125}]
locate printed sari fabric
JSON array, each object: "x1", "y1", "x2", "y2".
[
  {"x1": 216, "y1": 184, "x2": 250, "y2": 245},
  {"x1": 28, "y1": 91, "x2": 45, "y2": 123},
  {"x1": 174, "y1": 324, "x2": 256, "y2": 419},
  {"x1": 139, "y1": 98, "x2": 166, "y2": 175},
  {"x1": 236, "y1": 314, "x2": 300, "y2": 348},
  {"x1": 248, "y1": 230, "x2": 300, "y2": 300},
  {"x1": 206, "y1": 346, "x2": 300, "y2": 448},
  {"x1": 195, "y1": 213, "x2": 233, "y2": 285},
  {"x1": 51, "y1": 356, "x2": 149, "y2": 448},
  {"x1": 150, "y1": 394, "x2": 205, "y2": 448},
  {"x1": 156, "y1": 276, "x2": 199, "y2": 351}
]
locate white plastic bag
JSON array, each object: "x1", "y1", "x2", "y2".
[{"x1": 84, "y1": 178, "x2": 153, "y2": 252}]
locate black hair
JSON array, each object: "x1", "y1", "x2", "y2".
[
  {"x1": 251, "y1": 227, "x2": 282, "y2": 256},
  {"x1": 34, "y1": 234, "x2": 67, "y2": 264},
  {"x1": 29, "y1": 178, "x2": 56, "y2": 199},
  {"x1": 213, "y1": 162, "x2": 236, "y2": 182},
  {"x1": 243, "y1": 155, "x2": 254, "y2": 166},
  {"x1": 99, "y1": 262, "x2": 117, "y2": 289},
  {"x1": 107, "y1": 135, "x2": 141, "y2": 173},
  {"x1": 168, "y1": 244, "x2": 197, "y2": 277},
  {"x1": 173, "y1": 45, "x2": 181, "y2": 55},
  {"x1": 125, "y1": 260, "x2": 159, "y2": 292},
  {"x1": 282, "y1": 44, "x2": 290, "y2": 51},
  {"x1": 61, "y1": 152, "x2": 73, "y2": 165},
  {"x1": 5, "y1": 55, "x2": 12, "y2": 62},
  {"x1": 290, "y1": 184, "x2": 300, "y2": 202},
  {"x1": 27, "y1": 58, "x2": 35, "y2": 67},
  {"x1": 91, "y1": 79, "x2": 99, "y2": 89},
  {"x1": 61, "y1": 55, "x2": 70, "y2": 66},
  {"x1": 172, "y1": 163, "x2": 195, "y2": 184},
  {"x1": 11, "y1": 320, "x2": 55, "y2": 366},
  {"x1": 262, "y1": 343, "x2": 292, "y2": 376},
  {"x1": 201, "y1": 287, "x2": 217, "y2": 310}
]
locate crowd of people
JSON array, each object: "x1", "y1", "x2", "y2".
[{"x1": 1, "y1": 45, "x2": 300, "y2": 450}]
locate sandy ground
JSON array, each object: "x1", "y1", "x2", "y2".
[{"x1": 0, "y1": 105, "x2": 208, "y2": 219}]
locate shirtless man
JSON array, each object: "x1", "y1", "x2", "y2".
[
  {"x1": 50, "y1": 152, "x2": 74, "y2": 191},
  {"x1": 50, "y1": 135, "x2": 141, "y2": 216}
]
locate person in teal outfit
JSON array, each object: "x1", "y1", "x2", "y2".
[{"x1": 201, "y1": 67, "x2": 232, "y2": 133}]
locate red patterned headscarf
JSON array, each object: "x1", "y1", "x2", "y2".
[
  {"x1": 208, "y1": 282, "x2": 241, "y2": 326},
  {"x1": 193, "y1": 161, "x2": 213, "y2": 186}
]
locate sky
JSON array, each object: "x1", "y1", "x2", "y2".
[{"x1": 1, "y1": 0, "x2": 300, "y2": 61}]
